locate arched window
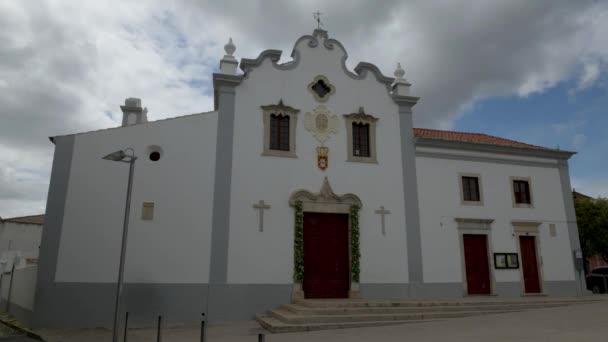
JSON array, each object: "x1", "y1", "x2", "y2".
[
  {"x1": 352, "y1": 122, "x2": 370, "y2": 157},
  {"x1": 261, "y1": 100, "x2": 300, "y2": 158},
  {"x1": 269, "y1": 114, "x2": 290, "y2": 151}
]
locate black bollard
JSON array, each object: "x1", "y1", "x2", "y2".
[
  {"x1": 258, "y1": 333, "x2": 266, "y2": 342},
  {"x1": 123, "y1": 312, "x2": 129, "y2": 342},
  {"x1": 200, "y1": 313, "x2": 206, "y2": 342},
  {"x1": 157, "y1": 315, "x2": 162, "y2": 342}
]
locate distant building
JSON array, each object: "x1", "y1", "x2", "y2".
[{"x1": 0, "y1": 215, "x2": 44, "y2": 266}]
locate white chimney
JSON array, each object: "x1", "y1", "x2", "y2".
[{"x1": 120, "y1": 97, "x2": 148, "y2": 126}]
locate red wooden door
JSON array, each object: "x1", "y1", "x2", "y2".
[
  {"x1": 463, "y1": 234, "x2": 491, "y2": 294},
  {"x1": 520, "y1": 236, "x2": 541, "y2": 293},
  {"x1": 303, "y1": 213, "x2": 349, "y2": 298}
]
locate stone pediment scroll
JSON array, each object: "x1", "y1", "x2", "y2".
[{"x1": 289, "y1": 177, "x2": 362, "y2": 208}]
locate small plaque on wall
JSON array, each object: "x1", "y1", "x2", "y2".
[{"x1": 494, "y1": 253, "x2": 519, "y2": 269}]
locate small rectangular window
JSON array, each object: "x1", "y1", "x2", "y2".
[
  {"x1": 462, "y1": 176, "x2": 480, "y2": 202},
  {"x1": 269, "y1": 114, "x2": 290, "y2": 151},
  {"x1": 513, "y1": 180, "x2": 531, "y2": 204},
  {"x1": 142, "y1": 202, "x2": 154, "y2": 220},
  {"x1": 352, "y1": 123, "x2": 370, "y2": 157}
]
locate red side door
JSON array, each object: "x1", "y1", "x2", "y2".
[
  {"x1": 303, "y1": 213, "x2": 349, "y2": 298},
  {"x1": 463, "y1": 234, "x2": 491, "y2": 294},
  {"x1": 520, "y1": 236, "x2": 541, "y2": 293}
]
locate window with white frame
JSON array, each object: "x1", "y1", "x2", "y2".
[
  {"x1": 344, "y1": 108, "x2": 378, "y2": 163},
  {"x1": 261, "y1": 100, "x2": 299, "y2": 158}
]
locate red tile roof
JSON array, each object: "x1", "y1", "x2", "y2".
[
  {"x1": 414, "y1": 128, "x2": 551, "y2": 150},
  {"x1": 1, "y1": 214, "x2": 45, "y2": 225}
]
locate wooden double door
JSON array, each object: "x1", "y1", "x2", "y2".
[
  {"x1": 463, "y1": 234, "x2": 492, "y2": 295},
  {"x1": 303, "y1": 213, "x2": 350, "y2": 298}
]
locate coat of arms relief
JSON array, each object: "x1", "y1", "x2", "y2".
[{"x1": 304, "y1": 104, "x2": 338, "y2": 170}]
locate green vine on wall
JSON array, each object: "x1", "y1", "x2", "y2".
[
  {"x1": 293, "y1": 201, "x2": 304, "y2": 282},
  {"x1": 350, "y1": 204, "x2": 361, "y2": 283}
]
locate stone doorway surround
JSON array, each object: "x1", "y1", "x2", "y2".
[
  {"x1": 289, "y1": 177, "x2": 362, "y2": 300},
  {"x1": 455, "y1": 218, "x2": 496, "y2": 296},
  {"x1": 512, "y1": 220, "x2": 545, "y2": 295}
]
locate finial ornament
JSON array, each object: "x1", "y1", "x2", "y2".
[
  {"x1": 394, "y1": 62, "x2": 406, "y2": 80},
  {"x1": 224, "y1": 37, "x2": 236, "y2": 57},
  {"x1": 313, "y1": 11, "x2": 323, "y2": 29}
]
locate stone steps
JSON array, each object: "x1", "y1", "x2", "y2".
[
  {"x1": 281, "y1": 302, "x2": 570, "y2": 315},
  {"x1": 293, "y1": 298, "x2": 594, "y2": 308},
  {"x1": 271, "y1": 307, "x2": 525, "y2": 324},
  {"x1": 256, "y1": 298, "x2": 598, "y2": 333},
  {"x1": 256, "y1": 314, "x2": 440, "y2": 333}
]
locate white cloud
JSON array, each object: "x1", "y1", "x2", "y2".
[
  {"x1": 578, "y1": 63, "x2": 601, "y2": 90},
  {"x1": 1, "y1": 0, "x2": 608, "y2": 216}
]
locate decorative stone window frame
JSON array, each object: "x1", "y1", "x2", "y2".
[
  {"x1": 261, "y1": 100, "x2": 299, "y2": 158},
  {"x1": 458, "y1": 172, "x2": 484, "y2": 206},
  {"x1": 454, "y1": 218, "x2": 496, "y2": 296},
  {"x1": 307, "y1": 75, "x2": 336, "y2": 102},
  {"x1": 511, "y1": 220, "x2": 545, "y2": 295},
  {"x1": 510, "y1": 176, "x2": 534, "y2": 208},
  {"x1": 344, "y1": 108, "x2": 378, "y2": 163},
  {"x1": 289, "y1": 177, "x2": 362, "y2": 300}
]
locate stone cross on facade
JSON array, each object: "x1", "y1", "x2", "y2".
[
  {"x1": 253, "y1": 200, "x2": 271, "y2": 232},
  {"x1": 375, "y1": 206, "x2": 391, "y2": 236}
]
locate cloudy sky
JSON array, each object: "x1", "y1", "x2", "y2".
[{"x1": 1, "y1": 0, "x2": 607, "y2": 218}]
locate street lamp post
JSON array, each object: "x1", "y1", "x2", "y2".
[{"x1": 103, "y1": 149, "x2": 137, "y2": 342}]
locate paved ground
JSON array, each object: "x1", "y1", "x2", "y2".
[{"x1": 39, "y1": 299, "x2": 608, "y2": 342}]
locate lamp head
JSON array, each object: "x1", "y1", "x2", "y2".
[{"x1": 102, "y1": 150, "x2": 127, "y2": 161}]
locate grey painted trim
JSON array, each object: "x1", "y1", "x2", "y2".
[
  {"x1": 360, "y1": 283, "x2": 408, "y2": 300},
  {"x1": 353, "y1": 62, "x2": 395, "y2": 86},
  {"x1": 33, "y1": 135, "x2": 75, "y2": 328},
  {"x1": 410, "y1": 282, "x2": 464, "y2": 299},
  {"x1": 558, "y1": 160, "x2": 583, "y2": 296},
  {"x1": 32, "y1": 282, "x2": 291, "y2": 328},
  {"x1": 544, "y1": 280, "x2": 578, "y2": 297},
  {"x1": 237, "y1": 29, "x2": 395, "y2": 91},
  {"x1": 239, "y1": 49, "x2": 282, "y2": 73},
  {"x1": 207, "y1": 284, "x2": 292, "y2": 322},
  {"x1": 416, "y1": 150, "x2": 560, "y2": 169},
  {"x1": 209, "y1": 76, "x2": 240, "y2": 285},
  {"x1": 0, "y1": 300, "x2": 33, "y2": 327},
  {"x1": 33, "y1": 283, "x2": 205, "y2": 328},
  {"x1": 397, "y1": 103, "x2": 424, "y2": 286},
  {"x1": 416, "y1": 137, "x2": 575, "y2": 159},
  {"x1": 363, "y1": 281, "x2": 578, "y2": 300},
  {"x1": 494, "y1": 282, "x2": 523, "y2": 297}
]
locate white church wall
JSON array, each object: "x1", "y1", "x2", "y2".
[
  {"x1": 417, "y1": 150, "x2": 576, "y2": 287},
  {"x1": 55, "y1": 113, "x2": 218, "y2": 284},
  {"x1": 228, "y1": 38, "x2": 409, "y2": 285}
]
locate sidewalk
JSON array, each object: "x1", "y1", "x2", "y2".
[{"x1": 39, "y1": 298, "x2": 608, "y2": 342}]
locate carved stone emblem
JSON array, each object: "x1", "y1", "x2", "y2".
[
  {"x1": 317, "y1": 146, "x2": 328, "y2": 171},
  {"x1": 304, "y1": 105, "x2": 338, "y2": 143}
]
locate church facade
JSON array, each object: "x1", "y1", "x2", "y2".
[{"x1": 33, "y1": 29, "x2": 582, "y2": 328}]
